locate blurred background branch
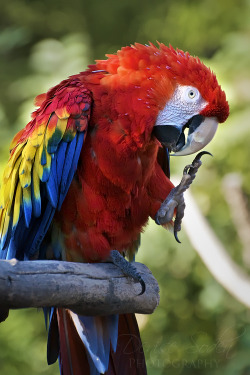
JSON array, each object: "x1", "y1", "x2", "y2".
[
  {"x1": 222, "y1": 173, "x2": 250, "y2": 267},
  {"x1": 181, "y1": 188, "x2": 250, "y2": 308}
]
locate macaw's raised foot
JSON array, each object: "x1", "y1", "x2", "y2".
[
  {"x1": 110, "y1": 250, "x2": 146, "y2": 295},
  {"x1": 155, "y1": 151, "x2": 212, "y2": 243}
]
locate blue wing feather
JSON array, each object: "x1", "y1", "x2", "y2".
[
  {"x1": 23, "y1": 197, "x2": 32, "y2": 228},
  {"x1": 56, "y1": 142, "x2": 67, "y2": 186},
  {"x1": 46, "y1": 156, "x2": 59, "y2": 208},
  {"x1": 31, "y1": 177, "x2": 41, "y2": 218},
  {"x1": 58, "y1": 132, "x2": 85, "y2": 209},
  {"x1": 60, "y1": 136, "x2": 77, "y2": 194},
  {"x1": 29, "y1": 204, "x2": 56, "y2": 257}
]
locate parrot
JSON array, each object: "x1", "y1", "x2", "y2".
[{"x1": 0, "y1": 42, "x2": 229, "y2": 375}]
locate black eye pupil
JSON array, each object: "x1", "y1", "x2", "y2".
[{"x1": 189, "y1": 90, "x2": 196, "y2": 98}]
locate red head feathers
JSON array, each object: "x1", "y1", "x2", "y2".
[{"x1": 93, "y1": 42, "x2": 229, "y2": 124}]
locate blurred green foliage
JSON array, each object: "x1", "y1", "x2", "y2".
[{"x1": 0, "y1": 0, "x2": 250, "y2": 374}]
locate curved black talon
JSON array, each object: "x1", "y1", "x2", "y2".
[
  {"x1": 174, "y1": 230, "x2": 181, "y2": 244},
  {"x1": 155, "y1": 216, "x2": 161, "y2": 226},
  {"x1": 194, "y1": 150, "x2": 213, "y2": 162},
  {"x1": 110, "y1": 250, "x2": 146, "y2": 295},
  {"x1": 137, "y1": 276, "x2": 146, "y2": 296},
  {"x1": 185, "y1": 151, "x2": 213, "y2": 175}
]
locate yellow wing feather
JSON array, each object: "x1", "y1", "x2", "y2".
[
  {"x1": 22, "y1": 140, "x2": 37, "y2": 161},
  {"x1": 19, "y1": 158, "x2": 32, "y2": 188},
  {"x1": 9, "y1": 157, "x2": 22, "y2": 208},
  {"x1": 0, "y1": 110, "x2": 69, "y2": 240},
  {"x1": 13, "y1": 182, "x2": 22, "y2": 228}
]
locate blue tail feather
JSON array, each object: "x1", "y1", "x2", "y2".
[
  {"x1": 6, "y1": 237, "x2": 17, "y2": 260},
  {"x1": 70, "y1": 312, "x2": 119, "y2": 375}
]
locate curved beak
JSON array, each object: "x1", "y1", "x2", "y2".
[{"x1": 173, "y1": 116, "x2": 218, "y2": 156}]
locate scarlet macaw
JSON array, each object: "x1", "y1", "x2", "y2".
[{"x1": 0, "y1": 43, "x2": 229, "y2": 374}]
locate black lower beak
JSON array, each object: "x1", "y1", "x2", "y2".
[
  {"x1": 153, "y1": 125, "x2": 184, "y2": 152},
  {"x1": 153, "y1": 115, "x2": 205, "y2": 153}
]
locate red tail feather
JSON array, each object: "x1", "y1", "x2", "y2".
[
  {"x1": 56, "y1": 310, "x2": 147, "y2": 375},
  {"x1": 57, "y1": 309, "x2": 90, "y2": 375},
  {"x1": 106, "y1": 314, "x2": 147, "y2": 375}
]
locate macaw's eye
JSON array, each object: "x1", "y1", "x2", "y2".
[
  {"x1": 188, "y1": 89, "x2": 196, "y2": 99},
  {"x1": 184, "y1": 86, "x2": 200, "y2": 103}
]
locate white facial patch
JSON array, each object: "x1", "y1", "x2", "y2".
[{"x1": 155, "y1": 85, "x2": 207, "y2": 128}]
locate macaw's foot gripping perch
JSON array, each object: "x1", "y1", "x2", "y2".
[
  {"x1": 155, "y1": 151, "x2": 212, "y2": 243},
  {"x1": 110, "y1": 250, "x2": 146, "y2": 295},
  {"x1": 110, "y1": 151, "x2": 211, "y2": 293}
]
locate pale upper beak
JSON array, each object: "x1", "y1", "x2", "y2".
[
  {"x1": 153, "y1": 115, "x2": 218, "y2": 156},
  {"x1": 173, "y1": 116, "x2": 218, "y2": 156}
]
